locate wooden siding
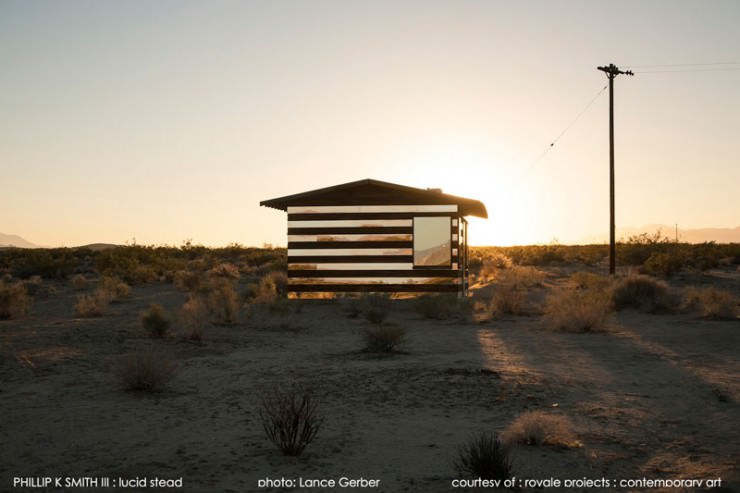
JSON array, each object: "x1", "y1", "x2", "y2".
[{"x1": 287, "y1": 204, "x2": 461, "y2": 295}]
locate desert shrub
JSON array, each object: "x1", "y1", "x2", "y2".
[
  {"x1": 22, "y1": 276, "x2": 44, "y2": 296},
  {"x1": 363, "y1": 324, "x2": 406, "y2": 353},
  {"x1": 501, "y1": 411, "x2": 578, "y2": 447},
  {"x1": 113, "y1": 349, "x2": 178, "y2": 392},
  {"x1": 253, "y1": 275, "x2": 279, "y2": 303},
  {"x1": 71, "y1": 274, "x2": 88, "y2": 291},
  {"x1": 260, "y1": 387, "x2": 323, "y2": 456},
  {"x1": 178, "y1": 296, "x2": 209, "y2": 341},
  {"x1": 141, "y1": 303, "x2": 171, "y2": 338},
  {"x1": 205, "y1": 279, "x2": 240, "y2": 324},
  {"x1": 74, "y1": 291, "x2": 110, "y2": 317},
  {"x1": 491, "y1": 284, "x2": 526, "y2": 316},
  {"x1": 207, "y1": 262, "x2": 241, "y2": 280},
  {"x1": 267, "y1": 297, "x2": 292, "y2": 316},
  {"x1": 415, "y1": 294, "x2": 469, "y2": 320},
  {"x1": 611, "y1": 273, "x2": 670, "y2": 312},
  {"x1": 570, "y1": 271, "x2": 612, "y2": 291},
  {"x1": 241, "y1": 282, "x2": 260, "y2": 302},
  {"x1": 477, "y1": 252, "x2": 513, "y2": 281},
  {"x1": 0, "y1": 281, "x2": 32, "y2": 319},
  {"x1": 543, "y1": 288, "x2": 611, "y2": 332},
  {"x1": 173, "y1": 270, "x2": 201, "y2": 292},
  {"x1": 357, "y1": 294, "x2": 391, "y2": 324},
  {"x1": 496, "y1": 265, "x2": 545, "y2": 288},
  {"x1": 642, "y1": 251, "x2": 685, "y2": 277},
  {"x1": 98, "y1": 276, "x2": 131, "y2": 302},
  {"x1": 683, "y1": 287, "x2": 739, "y2": 320},
  {"x1": 453, "y1": 431, "x2": 513, "y2": 481}
]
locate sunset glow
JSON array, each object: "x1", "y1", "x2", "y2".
[{"x1": 1, "y1": 1, "x2": 738, "y2": 247}]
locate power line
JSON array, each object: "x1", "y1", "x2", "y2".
[
  {"x1": 624, "y1": 62, "x2": 740, "y2": 69},
  {"x1": 523, "y1": 83, "x2": 608, "y2": 173},
  {"x1": 635, "y1": 67, "x2": 740, "y2": 73}
]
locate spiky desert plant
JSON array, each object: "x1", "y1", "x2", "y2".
[
  {"x1": 453, "y1": 431, "x2": 513, "y2": 480},
  {"x1": 260, "y1": 387, "x2": 323, "y2": 456}
]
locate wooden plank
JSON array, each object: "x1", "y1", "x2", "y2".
[
  {"x1": 289, "y1": 284, "x2": 460, "y2": 293},
  {"x1": 288, "y1": 212, "x2": 456, "y2": 220},
  {"x1": 287, "y1": 205, "x2": 458, "y2": 213},
  {"x1": 288, "y1": 226, "x2": 411, "y2": 235}
]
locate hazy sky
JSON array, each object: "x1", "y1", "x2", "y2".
[{"x1": 2, "y1": 0, "x2": 738, "y2": 247}]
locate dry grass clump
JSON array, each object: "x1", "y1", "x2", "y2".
[
  {"x1": 207, "y1": 262, "x2": 241, "y2": 280},
  {"x1": 496, "y1": 265, "x2": 545, "y2": 288},
  {"x1": 74, "y1": 290, "x2": 110, "y2": 317},
  {"x1": 363, "y1": 324, "x2": 406, "y2": 353},
  {"x1": 501, "y1": 411, "x2": 579, "y2": 448},
  {"x1": 0, "y1": 281, "x2": 32, "y2": 319},
  {"x1": 683, "y1": 286, "x2": 739, "y2": 320},
  {"x1": 140, "y1": 303, "x2": 171, "y2": 338},
  {"x1": 570, "y1": 271, "x2": 612, "y2": 290},
  {"x1": 173, "y1": 270, "x2": 201, "y2": 292},
  {"x1": 205, "y1": 279, "x2": 240, "y2": 324},
  {"x1": 543, "y1": 287, "x2": 611, "y2": 332},
  {"x1": 113, "y1": 349, "x2": 178, "y2": 392},
  {"x1": 252, "y1": 271, "x2": 288, "y2": 304},
  {"x1": 178, "y1": 296, "x2": 209, "y2": 341},
  {"x1": 611, "y1": 273, "x2": 671, "y2": 312},
  {"x1": 98, "y1": 276, "x2": 131, "y2": 302},
  {"x1": 478, "y1": 252, "x2": 513, "y2": 281},
  {"x1": 70, "y1": 274, "x2": 88, "y2": 291},
  {"x1": 260, "y1": 387, "x2": 323, "y2": 456},
  {"x1": 415, "y1": 294, "x2": 469, "y2": 320},
  {"x1": 453, "y1": 431, "x2": 513, "y2": 481},
  {"x1": 490, "y1": 284, "x2": 526, "y2": 316},
  {"x1": 354, "y1": 294, "x2": 391, "y2": 324}
]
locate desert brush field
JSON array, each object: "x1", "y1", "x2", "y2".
[{"x1": 1, "y1": 242, "x2": 739, "y2": 492}]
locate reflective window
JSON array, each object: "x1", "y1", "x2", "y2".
[{"x1": 413, "y1": 217, "x2": 451, "y2": 267}]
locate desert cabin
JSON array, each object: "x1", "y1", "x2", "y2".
[{"x1": 260, "y1": 179, "x2": 488, "y2": 297}]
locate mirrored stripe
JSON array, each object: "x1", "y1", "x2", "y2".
[
  {"x1": 288, "y1": 219, "x2": 412, "y2": 228},
  {"x1": 288, "y1": 262, "x2": 458, "y2": 270},
  {"x1": 289, "y1": 277, "x2": 460, "y2": 285},
  {"x1": 288, "y1": 234, "x2": 413, "y2": 242},
  {"x1": 289, "y1": 263, "x2": 414, "y2": 270},
  {"x1": 288, "y1": 248, "x2": 412, "y2": 256},
  {"x1": 287, "y1": 205, "x2": 458, "y2": 213},
  {"x1": 289, "y1": 284, "x2": 460, "y2": 293}
]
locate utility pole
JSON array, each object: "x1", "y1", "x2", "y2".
[{"x1": 597, "y1": 63, "x2": 633, "y2": 275}]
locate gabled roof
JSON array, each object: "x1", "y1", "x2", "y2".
[{"x1": 260, "y1": 178, "x2": 488, "y2": 218}]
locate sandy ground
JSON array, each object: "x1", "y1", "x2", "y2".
[{"x1": 1, "y1": 268, "x2": 738, "y2": 493}]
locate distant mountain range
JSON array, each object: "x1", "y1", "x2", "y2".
[
  {"x1": 0, "y1": 233, "x2": 119, "y2": 250},
  {"x1": 0, "y1": 233, "x2": 38, "y2": 248},
  {"x1": 579, "y1": 225, "x2": 740, "y2": 244}
]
